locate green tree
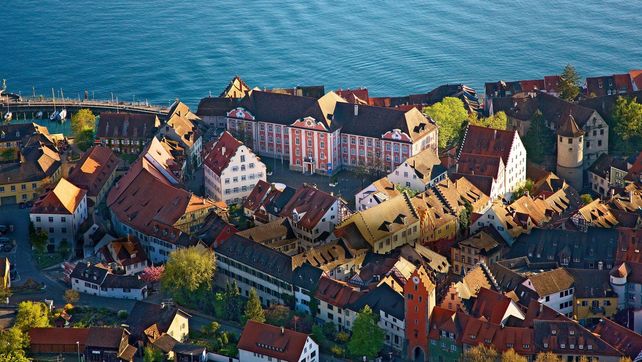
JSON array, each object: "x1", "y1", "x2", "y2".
[
  {"x1": 347, "y1": 305, "x2": 384, "y2": 359},
  {"x1": 265, "y1": 304, "x2": 292, "y2": 327},
  {"x1": 423, "y1": 97, "x2": 469, "y2": 149},
  {"x1": 143, "y1": 346, "x2": 164, "y2": 362},
  {"x1": 512, "y1": 179, "x2": 535, "y2": 201},
  {"x1": 64, "y1": 289, "x2": 80, "y2": 305},
  {"x1": 463, "y1": 344, "x2": 499, "y2": 362},
  {"x1": 161, "y1": 245, "x2": 216, "y2": 306},
  {"x1": 535, "y1": 352, "x2": 562, "y2": 362},
  {"x1": 223, "y1": 282, "x2": 242, "y2": 322},
  {"x1": 580, "y1": 194, "x2": 593, "y2": 205},
  {"x1": 311, "y1": 324, "x2": 328, "y2": 348},
  {"x1": 14, "y1": 301, "x2": 50, "y2": 332},
  {"x1": 243, "y1": 288, "x2": 265, "y2": 324},
  {"x1": 71, "y1": 109, "x2": 96, "y2": 136},
  {"x1": 29, "y1": 228, "x2": 48, "y2": 254},
  {"x1": 458, "y1": 200, "x2": 473, "y2": 236},
  {"x1": 501, "y1": 348, "x2": 527, "y2": 362},
  {"x1": 0, "y1": 327, "x2": 29, "y2": 362},
  {"x1": 523, "y1": 110, "x2": 555, "y2": 164},
  {"x1": 559, "y1": 64, "x2": 581, "y2": 101},
  {"x1": 612, "y1": 96, "x2": 642, "y2": 152},
  {"x1": 472, "y1": 111, "x2": 509, "y2": 130}
]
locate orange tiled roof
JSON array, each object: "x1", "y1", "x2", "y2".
[
  {"x1": 31, "y1": 178, "x2": 87, "y2": 214},
  {"x1": 238, "y1": 321, "x2": 310, "y2": 362},
  {"x1": 68, "y1": 146, "x2": 120, "y2": 197}
]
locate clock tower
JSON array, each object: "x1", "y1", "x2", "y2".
[{"x1": 404, "y1": 266, "x2": 435, "y2": 361}]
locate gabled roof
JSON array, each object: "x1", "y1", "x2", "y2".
[
  {"x1": 400, "y1": 148, "x2": 446, "y2": 184},
  {"x1": 280, "y1": 185, "x2": 341, "y2": 230},
  {"x1": 236, "y1": 90, "x2": 319, "y2": 126},
  {"x1": 566, "y1": 268, "x2": 615, "y2": 299},
  {"x1": 97, "y1": 112, "x2": 159, "y2": 139},
  {"x1": 457, "y1": 230, "x2": 504, "y2": 256},
  {"x1": 202, "y1": 131, "x2": 243, "y2": 176},
  {"x1": 216, "y1": 234, "x2": 294, "y2": 283},
  {"x1": 0, "y1": 129, "x2": 62, "y2": 185},
  {"x1": 219, "y1": 76, "x2": 251, "y2": 98},
  {"x1": 533, "y1": 320, "x2": 621, "y2": 357},
  {"x1": 31, "y1": 178, "x2": 87, "y2": 214},
  {"x1": 99, "y1": 235, "x2": 147, "y2": 267},
  {"x1": 347, "y1": 283, "x2": 404, "y2": 320},
  {"x1": 196, "y1": 96, "x2": 239, "y2": 117},
  {"x1": 315, "y1": 276, "x2": 364, "y2": 308},
  {"x1": 238, "y1": 321, "x2": 311, "y2": 362},
  {"x1": 68, "y1": 146, "x2": 120, "y2": 197},
  {"x1": 126, "y1": 301, "x2": 187, "y2": 339},
  {"x1": 527, "y1": 268, "x2": 574, "y2": 297},
  {"x1": 459, "y1": 124, "x2": 517, "y2": 165},
  {"x1": 593, "y1": 318, "x2": 642, "y2": 360}
]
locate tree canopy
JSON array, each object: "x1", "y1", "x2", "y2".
[
  {"x1": 463, "y1": 344, "x2": 498, "y2": 362},
  {"x1": 14, "y1": 301, "x2": 50, "y2": 332},
  {"x1": 501, "y1": 348, "x2": 528, "y2": 362},
  {"x1": 243, "y1": 288, "x2": 265, "y2": 324},
  {"x1": 347, "y1": 305, "x2": 384, "y2": 359},
  {"x1": 612, "y1": 96, "x2": 642, "y2": 153},
  {"x1": 161, "y1": 245, "x2": 216, "y2": 306},
  {"x1": 535, "y1": 352, "x2": 562, "y2": 362},
  {"x1": 0, "y1": 327, "x2": 29, "y2": 362},
  {"x1": 423, "y1": 97, "x2": 469, "y2": 149},
  {"x1": 64, "y1": 289, "x2": 80, "y2": 305},
  {"x1": 71, "y1": 109, "x2": 96, "y2": 136},
  {"x1": 559, "y1": 64, "x2": 581, "y2": 101},
  {"x1": 222, "y1": 281, "x2": 243, "y2": 322},
  {"x1": 523, "y1": 110, "x2": 555, "y2": 164},
  {"x1": 471, "y1": 111, "x2": 509, "y2": 130}
]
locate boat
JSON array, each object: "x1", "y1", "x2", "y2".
[
  {"x1": 36, "y1": 111, "x2": 43, "y2": 119},
  {"x1": 49, "y1": 87, "x2": 58, "y2": 121},
  {"x1": 50, "y1": 111, "x2": 59, "y2": 121},
  {"x1": 58, "y1": 109, "x2": 67, "y2": 122},
  {"x1": 3, "y1": 111, "x2": 12, "y2": 122}
]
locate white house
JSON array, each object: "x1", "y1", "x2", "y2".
[
  {"x1": 70, "y1": 262, "x2": 147, "y2": 300},
  {"x1": 355, "y1": 176, "x2": 401, "y2": 211},
  {"x1": 30, "y1": 178, "x2": 88, "y2": 251},
  {"x1": 203, "y1": 131, "x2": 266, "y2": 205},
  {"x1": 523, "y1": 268, "x2": 575, "y2": 318},
  {"x1": 238, "y1": 321, "x2": 319, "y2": 362},
  {"x1": 457, "y1": 124, "x2": 527, "y2": 198},
  {"x1": 387, "y1": 147, "x2": 447, "y2": 193}
]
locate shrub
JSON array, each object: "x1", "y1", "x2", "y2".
[
  {"x1": 336, "y1": 331, "x2": 350, "y2": 343},
  {"x1": 117, "y1": 310, "x2": 129, "y2": 319},
  {"x1": 331, "y1": 345, "x2": 345, "y2": 357}
]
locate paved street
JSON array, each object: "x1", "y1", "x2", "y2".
[{"x1": 262, "y1": 156, "x2": 372, "y2": 209}]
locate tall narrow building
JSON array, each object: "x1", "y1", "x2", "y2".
[
  {"x1": 556, "y1": 113, "x2": 584, "y2": 191},
  {"x1": 404, "y1": 266, "x2": 436, "y2": 362}
]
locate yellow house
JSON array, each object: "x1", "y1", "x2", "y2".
[
  {"x1": 0, "y1": 257, "x2": 10, "y2": 289},
  {"x1": 568, "y1": 268, "x2": 618, "y2": 324},
  {"x1": 335, "y1": 192, "x2": 420, "y2": 254},
  {"x1": 412, "y1": 192, "x2": 458, "y2": 243},
  {"x1": 0, "y1": 124, "x2": 62, "y2": 206}
]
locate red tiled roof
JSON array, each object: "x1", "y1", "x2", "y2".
[
  {"x1": 29, "y1": 327, "x2": 90, "y2": 346},
  {"x1": 456, "y1": 153, "x2": 502, "y2": 179},
  {"x1": 243, "y1": 180, "x2": 272, "y2": 213},
  {"x1": 100, "y1": 235, "x2": 147, "y2": 267},
  {"x1": 630, "y1": 70, "x2": 642, "y2": 90},
  {"x1": 30, "y1": 178, "x2": 87, "y2": 215},
  {"x1": 461, "y1": 318, "x2": 535, "y2": 355},
  {"x1": 314, "y1": 276, "x2": 364, "y2": 308},
  {"x1": 625, "y1": 151, "x2": 642, "y2": 182},
  {"x1": 280, "y1": 185, "x2": 339, "y2": 230},
  {"x1": 97, "y1": 112, "x2": 158, "y2": 140},
  {"x1": 203, "y1": 131, "x2": 243, "y2": 176},
  {"x1": 593, "y1": 318, "x2": 642, "y2": 359},
  {"x1": 459, "y1": 124, "x2": 517, "y2": 166},
  {"x1": 336, "y1": 88, "x2": 369, "y2": 104},
  {"x1": 471, "y1": 288, "x2": 513, "y2": 324},
  {"x1": 614, "y1": 73, "x2": 634, "y2": 93},
  {"x1": 520, "y1": 80, "x2": 545, "y2": 92},
  {"x1": 429, "y1": 307, "x2": 457, "y2": 340},
  {"x1": 68, "y1": 146, "x2": 120, "y2": 197},
  {"x1": 544, "y1": 75, "x2": 562, "y2": 93},
  {"x1": 615, "y1": 228, "x2": 642, "y2": 264},
  {"x1": 238, "y1": 321, "x2": 311, "y2": 362}
]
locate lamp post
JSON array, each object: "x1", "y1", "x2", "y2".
[{"x1": 76, "y1": 341, "x2": 80, "y2": 362}]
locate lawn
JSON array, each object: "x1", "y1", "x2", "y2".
[{"x1": 33, "y1": 251, "x2": 64, "y2": 269}]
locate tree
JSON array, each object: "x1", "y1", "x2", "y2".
[
  {"x1": 243, "y1": 288, "x2": 265, "y2": 324},
  {"x1": 15, "y1": 301, "x2": 50, "y2": 332},
  {"x1": 559, "y1": 64, "x2": 581, "y2": 101},
  {"x1": 265, "y1": 304, "x2": 292, "y2": 327},
  {"x1": 523, "y1": 110, "x2": 555, "y2": 164},
  {"x1": 29, "y1": 228, "x2": 48, "y2": 254},
  {"x1": 64, "y1": 289, "x2": 80, "y2": 305},
  {"x1": 501, "y1": 348, "x2": 527, "y2": 362},
  {"x1": 347, "y1": 305, "x2": 384, "y2": 359},
  {"x1": 423, "y1": 97, "x2": 469, "y2": 149},
  {"x1": 140, "y1": 265, "x2": 165, "y2": 283},
  {"x1": 160, "y1": 245, "x2": 215, "y2": 305},
  {"x1": 223, "y1": 281, "x2": 242, "y2": 321},
  {"x1": 535, "y1": 352, "x2": 562, "y2": 362},
  {"x1": 458, "y1": 200, "x2": 473, "y2": 236},
  {"x1": 580, "y1": 194, "x2": 593, "y2": 205},
  {"x1": 0, "y1": 327, "x2": 29, "y2": 362},
  {"x1": 311, "y1": 324, "x2": 328, "y2": 348},
  {"x1": 71, "y1": 109, "x2": 96, "y2": 136},
  {"x1": 472, "y1": 111, "x2": 509, "y2": 130},
  {"x1": 612, "y1": 96, "x2": 642, "y2": 151},
  {"x1": 463, "y1": 344, "x2": 498, "y2": 362},
  {"x1": 143, "y1": 346, "x2": 164, "y2": 362},
  {"x1": 620, "y1": 358, "x2": 634, "y2": 362},
  {"x1": 512, "y1": 179, "x2": 535, "y2": 201}
]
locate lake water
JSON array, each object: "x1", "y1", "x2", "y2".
[{"x1": 1, "y1": 1, "x2": 641, "y2": 107}]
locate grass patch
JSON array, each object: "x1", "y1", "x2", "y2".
[{"x1": 34, "y1": 251, "x2": 64, "y2": 269}]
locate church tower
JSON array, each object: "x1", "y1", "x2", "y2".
[{"x1": 556, "y1": 113, "x2": 584, "y2": 191}]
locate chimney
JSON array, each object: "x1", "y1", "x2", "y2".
[
  {"x1": 280, "y1": 326, "x2": 285, "y2": 335},
  {"x1": 222, "y1": 146, "x2": 226, "y2": 155},
  {"x1": 354, "y1": 104, "x2": 359, "y2": 116},
  {"x1": 539, "y1": 303, "x2": 543, "y2": 315}
]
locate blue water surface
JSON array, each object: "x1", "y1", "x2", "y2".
[{"x1": 1, "y1": 0, "x2": 641, "y2": 106}]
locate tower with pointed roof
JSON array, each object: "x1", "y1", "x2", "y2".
[{"x1": 556, "y1": 113, "x2": 584, "y2": 191}]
